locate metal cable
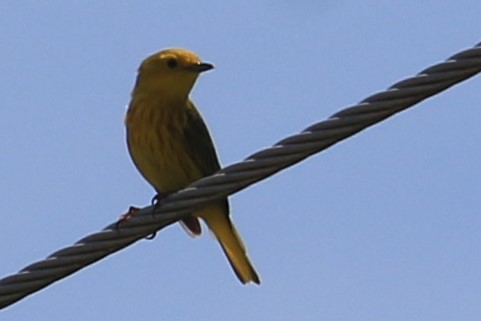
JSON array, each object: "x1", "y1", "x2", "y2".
[{"x1": 1, "y1": 42, "x2": 480, "y2": 310}]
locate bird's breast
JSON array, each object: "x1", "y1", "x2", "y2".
[{"x1": 126, "y1": 99, "x2": 201, "y2": 192}]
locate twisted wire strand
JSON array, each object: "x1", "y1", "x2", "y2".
[{"x1": 1, "y1": 42, "x2": 480, "y2": 310}]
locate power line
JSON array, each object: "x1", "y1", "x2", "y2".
[{"x1": 1, "y1": 41, "x2": 480, "y2": 310}]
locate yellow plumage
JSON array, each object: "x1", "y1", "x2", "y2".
[{"x1": 125, "y1": 48, "x2": 260, "y2": 284}]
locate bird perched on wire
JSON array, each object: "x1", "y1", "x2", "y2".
[{"x1": 124, "y1": 48, "x2": 260, "y2": 284}]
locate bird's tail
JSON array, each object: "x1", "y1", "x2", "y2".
[{"x1": 200, "y1": 205, "x2": 260, "y2": 285}]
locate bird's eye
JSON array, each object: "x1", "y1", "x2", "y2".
[{"x1": 166, "y1": 58, "x2": 178, "y2": 69}]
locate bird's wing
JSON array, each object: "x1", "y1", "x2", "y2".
[
  {"x1": 183, "y1": 101, "x2": 229, "y2": 214},
  {"x1": 183, "y1": 101, "x2": 222, "y2": 175},
  {"x1": 183, "y1": 102, "x2": 259, "y2": 284}
]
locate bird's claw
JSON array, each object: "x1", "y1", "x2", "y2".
[
  {"x1": 116, "y1": 206, "x2": 157, "y2": 240},
  {"x1": 151, "y1": 192, "x2": 172, "y2": 216},
  {"x1": 151, "y1": 192, "x2": 171, "y2": 206},
  {"x1": 116, "y1": 206, "x2": 140, "y2": 229}
]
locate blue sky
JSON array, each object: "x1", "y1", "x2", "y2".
[{"x1": 1, "y1": 1, "x2": 481, "y2": 320}]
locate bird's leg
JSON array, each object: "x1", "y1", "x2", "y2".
[
  {"x1": 116, "y1": 206, "x2": 158, "y2": 240},
  {"x1": 151, "y1": 192, "x2": 172, "y2": 207},
  {"x1": 140, "y1": 192, "x2": 172, "y2": 240},
  {"x1": 116, "y1": 206, "x2": 140, "y2": 229},
  {"x1": 151, "y1": 191, "x2": 173, "y2": 217}
]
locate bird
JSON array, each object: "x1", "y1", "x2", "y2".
[{"x1": 124, "y1": 48, "x2": 260, "y2": 284}]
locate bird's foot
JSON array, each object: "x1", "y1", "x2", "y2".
[
  {"x1": 151, "y1": 192, "x2": 173, "y2": 216},
  {"x1": 151, "y1": 192, "x2": 172, "y2": 206},
  {"x1": 143, "y1": 192, "x2": 173, "y2": 240},
  {"x1": 116, "y1": 206, "x2": 157, "y2": 240},
  {"x1": 116, "y1": 206, "x2": 140, "y2": 229}
]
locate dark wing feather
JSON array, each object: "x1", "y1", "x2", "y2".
[
  {"x1": 183, "y1": 101, "x2": 229, "y2": 213},
  {"x1": 183, "y1": 101, "x2": 222, "y2": 176}
]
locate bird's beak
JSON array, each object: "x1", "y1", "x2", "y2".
[{"x1": 185, "y1": 62, "x2": 214, "y2": 73}]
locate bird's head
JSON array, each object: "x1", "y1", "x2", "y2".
[{"x1": 133, "y1": 48, "x2": 214, "y2": 100}]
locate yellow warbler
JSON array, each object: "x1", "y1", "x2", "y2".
[{"x1": 125, "y1": 48, "x2": 260, "y2": 284}]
